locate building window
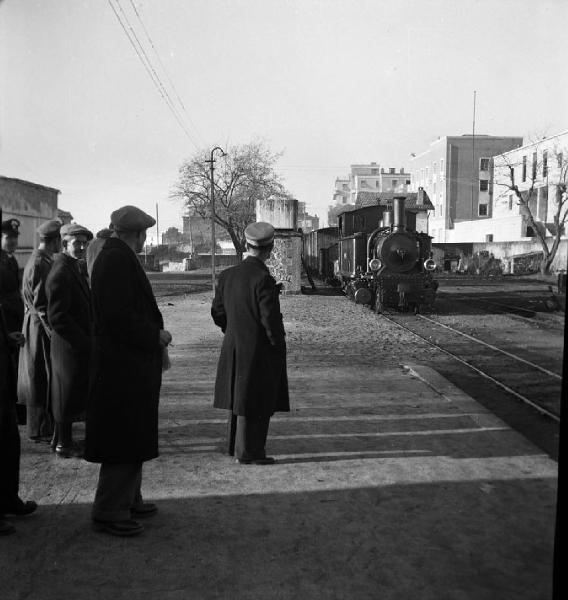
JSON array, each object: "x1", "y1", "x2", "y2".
[
  {"x1": 479, "y1": 179, "x2": 489, "y2": 192},
  {"x1": 558, "y1": 152, "x2": 564, "y2": 168},
  {"x1": 360, "y1": 180, "x2": 367, "y2": 188},
  {"x1": 543, "y1": 151, "x2": 548, "y2": 178},
  {"x1": 522, "y1": 156, "x2": 527, "y2": 182},
  {"x1": 392, "y1": 179, "x2": 398, "y2": 188},
  {"x1": 375, "y1": 181, "x2": 380, "y2": 188},
  {"x1": 479, "y1": 157, "x2": 490, "y2": 171},
  {"x1": 478, "y1": 204, "x2": 488, "y2": 216},
  {"x1": 440, "y1": 159, "x2": 444, "y2": 176},
  {"x1": 532, "y1": 152, "x2": 537, "y2": 180},
  {"x1": 371, "y1": 169, "x2": 378, "y2": 175},
  {"x1": 433, "y1": 162, "x2": 437, "y2": 173}
]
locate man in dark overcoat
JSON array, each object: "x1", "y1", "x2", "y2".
[
  {"x1": 211, "y1": 221, "x2": 289, "y2": 465},
  {"x1": 45, "y1": 223, "x2": 92, "y2": 458},
  {"x1": 17, "y1": 220, "x2": 62, "y2": 442},
  {"x1": 0, "y1": 303, "x2": 37, "y2": 536},
  {"x1": 0, "y1": 218, "x2": 25, "y2": 333},
  {"x1": 85, "y1": 206, "x2": 172, "y2": 537}
]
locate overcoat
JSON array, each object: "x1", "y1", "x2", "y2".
[
  {"x1": 0, "y1": 250, "x2": 24, "y2": 333},
  {"x1": 211, "y1": 256, "x2": 289, "y2": 417},
  {"x1": 17, "y1": 250, "x2": 53, "y2": 410},
  {"x1": 85, "y1": 238, "x2": 164, "y2": 464},
  {"x1": 46, "y1": 253, "x2": 92, "y2": 422}
]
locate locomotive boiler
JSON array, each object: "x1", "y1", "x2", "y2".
[{"x1": 338, "y1": 195, "x2": 438, "y2": 313}]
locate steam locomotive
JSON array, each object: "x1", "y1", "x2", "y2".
[{"x1": 338, "y1": 193, "x2": 437, "y2": 313}]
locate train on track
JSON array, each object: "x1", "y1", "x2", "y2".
[{"x1": 303, "y1": 191, "x2": 438, "y2": 313}]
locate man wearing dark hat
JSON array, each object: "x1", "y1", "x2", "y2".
[
  {"x1": 211, "y1": 221, "x2": 289, "y2": 465},
  {"x1": 85, "y1": 206, "x2": 172, "y2": 537},
  {"x1": 0, "y1": 218, "x2": 25, "y2": 335},
  {"x1": 17, "y1": 220, "x2": 62, "y2": 443},
  {"x1": 46, "y1": 223, "x2": 93, "y2": 457},
  {"x1": 85, "y1": 226, "x2": 113, "y2": 284}
]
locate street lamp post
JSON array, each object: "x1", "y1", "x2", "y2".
[{"x1": 205, "y1": 146, "x2": 226, "y2": 293}]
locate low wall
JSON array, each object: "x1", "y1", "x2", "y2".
[{"x1": 265, "y1": 230, "x2": 302, "y2": 294}]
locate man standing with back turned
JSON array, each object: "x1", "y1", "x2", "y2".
[
  {"x1": 211, "y1": 222, "x2": 289, "y2": 465},
  {"x1": 85, "y1": 206, "x2": 172, "y2": 537}
]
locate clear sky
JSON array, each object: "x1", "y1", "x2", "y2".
[{"x1": 1, "y1": 0, "x2": 567, "y2": 240}]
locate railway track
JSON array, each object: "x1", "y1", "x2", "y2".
[{"x1": 378, "y1": 311, "x2": 562, "y2": 423}]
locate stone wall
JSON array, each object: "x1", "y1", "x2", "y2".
[{"x1": 265, "y1": 230, "x2": 303, "y2": 294}]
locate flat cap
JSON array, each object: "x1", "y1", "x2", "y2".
[
  {"x1": 110, "y1": 205, "x2": 156, "y2": 232},
  {"x1": 96, "y1": 228, "x2": 114, "y2": 239},
  {"x1": 37, "y1": 219, "x2": 62, "y2": 239},
  {"x1": 61, "y1": 223, "x2": 93, "y2": 240},
  {"x1": 245, "y1": 222, "x2": 275, "y2": 248},
  {"x1": 1, "y1": 218, "x2": 20, "y2": 236}
]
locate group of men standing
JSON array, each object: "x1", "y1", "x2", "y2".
[
  {"x1": 1, "y1": 207, "x2": 289, "y2": 538},
  {"x1": 0, "y1": 206, "x2": 173, "y2": 537}
]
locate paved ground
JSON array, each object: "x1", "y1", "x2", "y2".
[{"x1": 0, "y1": 290, "x2": 558, "y2": 600}]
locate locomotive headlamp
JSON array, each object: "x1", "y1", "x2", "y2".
[
  {"x1": 424, "y1": 258, "x2": 436, "y2": 271},
  {"x1": 369, "y1": 258, "x2": 382, "y2": 271}
]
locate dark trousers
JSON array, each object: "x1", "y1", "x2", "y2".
[
  {"x1": 27, "y1": 406, "x2": 53, "y2": 440},
  {"x1": 92, "y1": 463, "x2": 143, "y2": 522},
  {"x1": 0, "y1": 403, "x2": 21, "y2": 515},
  {"x1": 235, "y1": 414, "x2": 271, "y2": 461}
]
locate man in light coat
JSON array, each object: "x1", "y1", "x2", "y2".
[
  {"x1": 17, "y1": 220, "x2": 61, "y2": 443},
  {"x1": 211, "y1": 222, "x2": 289, "y2": 465},
  {"x1": 85, "y1": 206, "x2": 172, "y2": 537}
]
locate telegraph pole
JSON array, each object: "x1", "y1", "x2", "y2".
[{"x1": 205, "y1": 146, "x2": 226, "y2": 292}]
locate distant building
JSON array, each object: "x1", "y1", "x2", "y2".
[
  {"x1": 409, "y1": 134, "x2": 523, "y2": 243},
  {"x1": 328, "y1": 163, "x2": 411, "y2": 226},
  {"x1": 162, "y1": 226, "x2": 182, "y2": 245},
  {"x1": 297, "y1": 201, "x2": 319, "y2": 232},
  {"x1": 182, "y1": 210, "x2": 232, "y2": 253},
  {"x1": 0, "y1": 176, "x2": 60, "y2": 267}
]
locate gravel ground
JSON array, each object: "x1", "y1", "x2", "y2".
[{"x1": 0, "y1": 288, "x2": 558, "y2": 600}]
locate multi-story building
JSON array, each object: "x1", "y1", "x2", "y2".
[
  {"x1": 409, "y1": 135, "x2": 523, "y2": 242},
  {"x1": 491, "y1": 130, "x2": 568, "y2": 241},
  {"x1": 329, "y1": 163, "x2": 411, "y2": 226}
]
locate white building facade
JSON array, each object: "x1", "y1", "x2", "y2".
[{"x1": 409, "y1": 135, "x2": 523, "y2": 242}]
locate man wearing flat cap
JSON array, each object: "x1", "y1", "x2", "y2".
[
  {"x1": 211, "y1": 221, "x2": 289, "y2": 465},
  {"x1": 0, "y1": 218, "x2": 25, "y2": 335},
  {"x1": 85, "y1": 226, "x2": 113, "y2": 285},
  {"x1": 85, "y1": 205, "x2": 172, "y2": 537},
  {"x1": 46, "y1": 223, "x2": 93, "y2": 457},
  {"x1": 17, "y1": 220, "x2": 62, "y2": 442}
]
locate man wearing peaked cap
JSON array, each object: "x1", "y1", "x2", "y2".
[
  {"x1": 110, "y1": 205, "x2": 156, "y2": 232},
  {"x1": 244, "y1": 221, "x2": 275, "y2": 248},
  {"x1": 211, "y1": 221, "x2": 289, "y2": 465},
  {"x1": 18, "y1": 220, "x2": 62, "y2": 442},
  {"x1": 0, "y1": 217, "x2": 24, "y2": 334},
  {"x1": 85, "y1": 205, "x2": 171, "y2": 537},
  {"x1": 60, "y1": 223, "x2": 93, "y2": 241}
]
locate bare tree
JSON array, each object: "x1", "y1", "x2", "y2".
[
  {"x1": 494, "y1": 140, "x2": 568, "y2": 274},
  {"x1": 171, "y1": 140, "x2": 293, "y2": 260}
]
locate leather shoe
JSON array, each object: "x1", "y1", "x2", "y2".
[
  {"x1": 236, "y1": 456, "x2": 276, "y2": 465},
  {"x1": 92, "y1": 519, "x2": 144, "y2": 537},
  {"x1": 55, "y1": 444, "x2": 84, "y2": 459},
  {"x1": 4, "y1": 500, "x2": 37, "y2": 516},
  {"x1": 131, "y1": 503, "x2": 158, "y2": 519},
  {"x1": 0, "y1": 520, "x2": 16, "y2": 535}
]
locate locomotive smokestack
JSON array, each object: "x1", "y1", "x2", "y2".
[
  {"x1": 381, "y1": 210, "x2": 393, "y2": 228},
  {"x1": 393, "y1": 196, "x2": 406, "y2": 231}
]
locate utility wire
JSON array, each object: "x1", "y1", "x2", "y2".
[
  {"x1": 127, "y1": 0, "x2": 207, "y2": 148},
  {"x1": 107, "y1": 0, "x2": 200, "y2": 150}
]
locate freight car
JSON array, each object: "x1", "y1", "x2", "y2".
[
  {"x1": 302, "y1": 226, "x2": 340, "y2": 283},
  {"x1": 337, "y1": 193, "x2": 438, "y2": 313}
]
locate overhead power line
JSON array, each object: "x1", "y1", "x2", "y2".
[
  {"x1": 107, "y1": 0, "x2": 201, "y2": 150},
  {"x1": 127, "y1": 0, "x2": 207, "y2": 148}
]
